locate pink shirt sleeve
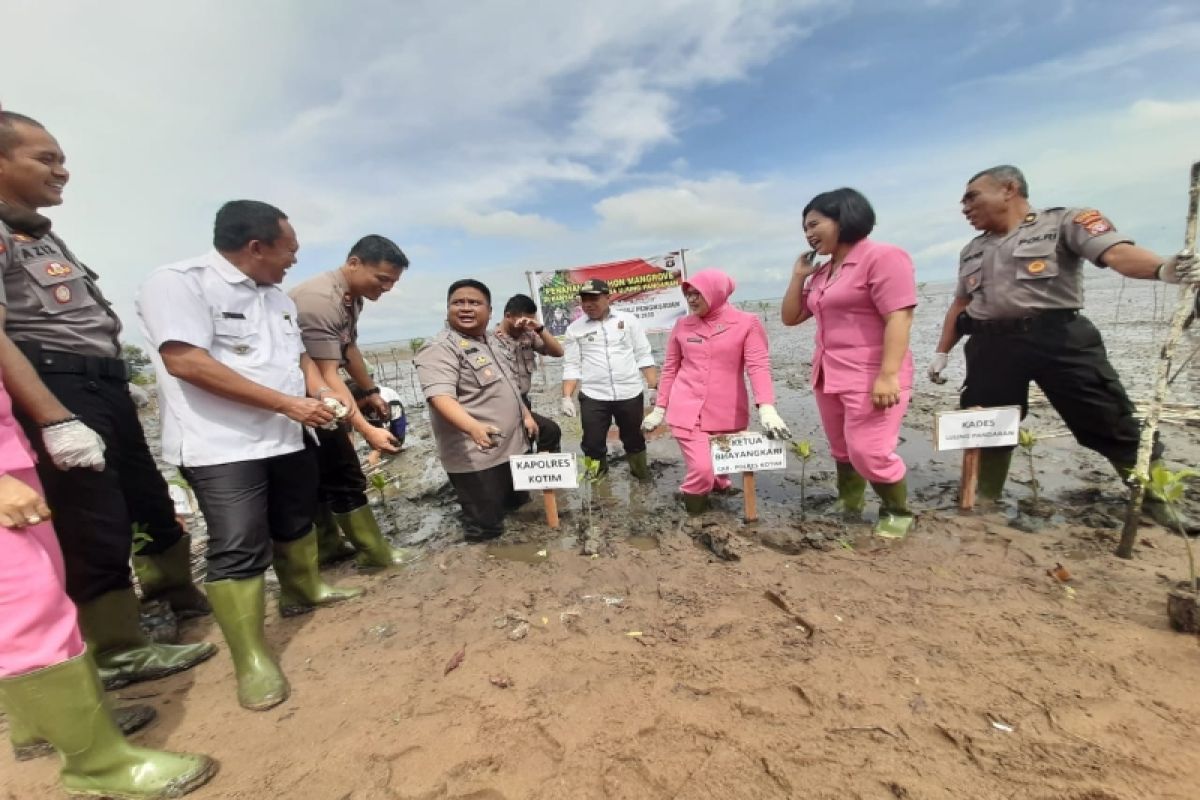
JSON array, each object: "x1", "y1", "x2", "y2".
[
  {"x1": 867, "y1": 246, "x2": 917, "y2": 316},
  {"x1": 655, "y1": 321, "x2": 684, "y2": 409},
  {"x1": 743, "y1": 315, "x2": 775, "y2": 406}
]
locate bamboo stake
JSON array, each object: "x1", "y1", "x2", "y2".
[
  {"x1": 743, "y1": 472, "x2": 758, "y2": 522},
  {"x1": 1116, "y1": 161, "x2": 1200, "y2": 559}
]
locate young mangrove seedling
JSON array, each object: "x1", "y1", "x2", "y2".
[
  {"x1": 1144, "y1": 465, "x2": 1199, "y2": 592},
  {"x1": 1018, "y1": 428, "x2": 1041, "y2": 506},
  {"x1": 790, "y1": 440, "x2": 813, "y2": 521}
]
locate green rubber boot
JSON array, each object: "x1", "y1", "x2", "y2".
[
  {"x1": 272, "y1": 529, "x2": 364, "y2": 617},
  {"x1": 0, "y1": 651, "x2": 218, "y2": 799},
  {"x1": 681, "y1": 492, "x2": 710, "y2": 516},
  {"x1": 627, "y1": 451, "x2": 651, "y2": 482},
  {"x1": 132, "y1": 534, "x2": 211, "y2": 619},
  {"x1": 205, "y1": 576, "x2": 289, "y2": 711},
  {"x1": 333, "y1": 505, "x2": 417, "y2": 569},
  {"x1": 315, "y1": 503, "x2": 356, "y2": 566},
  {"x1": 582, "y1": 455, "x2": 608, "y2": 482},
  {"x1": 78, "y1": 588, "x2": 218, "y2": 687},
  {"x1": 871, "y1": 478, "x2": 916, "y2": 539},
  {"x1": 7, "y1": 699, "x2": 156, "y2": 762},
  {"x1": 831, "y1": 461, "x2": 867, "y2": 521},
  {"x1": 977, "y1": 447, "x2": 1014, "y2": 506}
]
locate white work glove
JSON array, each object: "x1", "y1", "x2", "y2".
[
  {"x1": 1158, "y1": 250, "x2": 1198, "y2": 285},
  {"x1": 758, "y1": 405, "x2": 791, "y2": 440},
  {"x1": 560, "y1": 397, "x2": 576, "y2": 418},
  {"x1": 319, "y1": 397, "x2": 350, "y2": 431},
  {"x1": 645, "y1": 387, "x2": 657, "y2": 407},
  {"x1": 928, "y1": 352, "x2": 950, "y2": 385},
  {"x1": 42, "y1": 419, "x2": 107, "y2": 471},
  {"x1": 641, "y1": 406, "x2": 666, "y2": 431}
]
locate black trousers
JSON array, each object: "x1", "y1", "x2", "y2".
[
  {"x1": 16, "y1": 371, "x2": 183, "y2": 604},
  {"x1": 182, "y1": 445, "x2": 318, "y2": 581},
  {"x1": 447, "y1": 462, "x2": 529, "y2": 541},
  {"x1": 961, "y1": 314, "x2": 1163, "y2": 465},
  {"x1": 519, "y1": 395, "x2": 561, "y2": 453},
  {"x1": 314, "y1": 425, "x2": 368, "y2": 513},
  {"x1": 579, "y1": 392, "x2": 645, "y2": 460}
]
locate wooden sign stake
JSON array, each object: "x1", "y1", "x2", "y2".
[
  {"x1": 543, "y1": 490, "x2": 559, "y2": 529},
  {"x1": 742, "y1": 471, "x2": 758, "y2": 522},
  {"x1": 959, "y1": 448, "x2": 980, "y2": 510}
]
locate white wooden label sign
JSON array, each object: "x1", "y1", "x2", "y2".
[
  {"x1": 711, "y1": 432, "x2": 787, "y2": 475},
  {"x1": 510, "y1": 452, "x2": 579, "y2": 490},
  {"x1": 934, "y1": 406, "x2": 1021, "y2": 451}
]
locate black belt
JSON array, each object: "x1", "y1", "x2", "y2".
[
  {"x1": 16, "y1": 342, "x2": 130, "y2": 381},
  {"x1": 958, "y1": 309, "x2": 1079, "y2": 336}
]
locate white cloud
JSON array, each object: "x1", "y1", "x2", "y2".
[{"x1": 442, "y1": 208, "x2": 566, "y2": 240}]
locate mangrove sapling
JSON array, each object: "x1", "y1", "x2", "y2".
[
  {"x1": 1018, "y1": 428, "x2": 1041, "y2": 506},
  {"x1": 1146, "y1": 465, "x2": 1200, "y2": 633},
  {"x1": 790, "y1": 440, "x2": 813, "y2": 521}
]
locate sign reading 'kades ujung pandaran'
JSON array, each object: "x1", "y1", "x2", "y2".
[
  {"x1": 934, "y1": 407, "x2": 1021, "y2": 451},
  {"x1": 509, "y1": 452, "x2": 579, "y2": 491},
  {"x1": 710, "y1": 432, "x2": 788, "y2": 475}
]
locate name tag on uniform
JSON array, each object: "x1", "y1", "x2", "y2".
[
  {"x1": 687, "y1": 336, "x2": 703, "y2": 343},
  {"x1": 221, "y1": 311, "x2": 247, "y2": 319}
]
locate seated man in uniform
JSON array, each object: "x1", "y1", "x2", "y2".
[
  {"x1": 414, "y1": 280, "x2": 537, "y2": 541},
  {"x1": 494, "y1": 293, "x2": 562, "y2": 454}
]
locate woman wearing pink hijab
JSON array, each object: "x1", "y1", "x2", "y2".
[{"x1": 642, "y1": 269, "x2": 790, "y2": 513}]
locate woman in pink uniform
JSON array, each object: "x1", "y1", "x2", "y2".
[
  {"x1": 781, "y1": 188, "x2": 917, "y2": 537},
  {"x1": 643, "y1": 269, "x2": 791, "y2": 513},
  {"x1": 0, "y1": 360, "x2": 217, "y2": 798}
]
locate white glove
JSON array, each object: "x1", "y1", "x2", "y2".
[
  {"x1": 42, "y1": 419, "x2": 107, "y2": 471},
  {"x1": 560, "y1": 397, "x2": 576, "y2": 418},
  {"x1": 319, "y1": 397, "x2": 350, "y2": 431},
  {"x1": 928, "y1": 352, "x2": 949, "y2": 384},
  {"x1": 758, "y1": 405, "x2": 791, "y2": 440},
  {"x1": 1159, "y1": 250, "x2": 1198, "y2": 285},
  {"x1": 645, "y1": 387, "x2": 657, "y2": 407},
  {"x1": 641, "y1": 406, "x2": 665, "y2": 431}
]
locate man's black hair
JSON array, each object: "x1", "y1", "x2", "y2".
[
  {"x1": 0, "y1": 111, "x2": 46, "y2": 157},
  {"x1": 802, "y1": 187, "x2": 876, "y2": 244},
  {"x1": 447, "y1": 278, "x2": 491, "y2": 304},
  {"x1": 504, "y1": 294, "x2": 537, "y2": 315},
  {"x1": 348, "y1": 234, "x2": 409, "y2": 270},
  {"x1": 213, "y1": 200, "x2": 288, "y2": 251}
]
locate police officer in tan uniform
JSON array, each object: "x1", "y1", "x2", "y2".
[
  {"x1": 415, "y1": 279, "x2": 537, "y2": 541},
  {"x1": 929, "y1": 165, "x2": 1198, "y2": 528},
  {"x1": 289, "y1": 235, "x2": 414, "y2": 567},
  {"x1": 0, "y1": 111, "x2": 215, "y2": 686},
  {"x1": 494, "y1": 293, "x2": 562, "y2": 454}
]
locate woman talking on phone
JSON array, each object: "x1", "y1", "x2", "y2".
[{"x1": 781, "y1": 188, "x2": 918, "y2": 538}]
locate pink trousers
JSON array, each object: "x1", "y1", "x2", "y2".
[
  {"x1": 0, "y1": 467, "x2": 84, "y2": 678},
  {"x1": 814, "y1": 389, "x2": 910, "y2": 484},
  {"x1": 671, "y1": 424, "x2": 734, "y2": 495}
]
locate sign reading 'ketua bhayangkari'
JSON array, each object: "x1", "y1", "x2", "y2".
[{"x1": 711, "y1": 432, "x2": 787, "y2": 475}]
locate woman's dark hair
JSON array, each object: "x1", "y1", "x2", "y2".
[
  {"x1": 213, "y1": 200, "x2": 288, "y2": 251},
  {"x1": 802, "y1": 187, "x2": 876, "y2": 244},
  {"x1": 447, "y1": 278, "x2": 491, "y2": 304}
]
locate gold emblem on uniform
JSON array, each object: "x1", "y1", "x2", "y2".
[
  {"x1": 45, "y1": 262, "x2": 72, "y2": 278},
  {"x1": 1027, "y1": 261, "x2": 1047, "y2": 275},
  {"x1": 1023, "y1": 212, "x2": 1037, "y2": 223},
  {"x1": 474, "y1": 355, "x2": 489, "y2": 366},
  {"x1": 52, "y1": 284, "x2": 72, "y2": 304},
  {"x1": 459, "y1": 339, "x2": 471, "y2": 348},
  {"x1": 233, "y1": 344, "x2": 251, "y2": 355},
  {"x1": 484, "y1": 368, "x2": 494, "y2": 378},
  {"x1": 12, "y1": 233, "x2": 33, "y2": 243}
]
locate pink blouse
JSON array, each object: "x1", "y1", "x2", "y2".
[
  {"x1": 804, "y1": 238, "x2": 917, "y2": 394},
  {"x1": 0, "y1": 366, "x2": 37, "y2": 476}
]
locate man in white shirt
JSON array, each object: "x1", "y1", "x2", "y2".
[
  {"x1": 560, "y1": 279, "x2": 657, "y2": 480},
  {"x1": 137, "y1": 200, "x2": 362, "y2": 713}
]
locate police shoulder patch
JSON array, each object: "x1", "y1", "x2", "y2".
[
  {"x1": 53, "y1": 284, "x2": 72, "y2": 304},
  {"x1": 1073, "y1": 210, "x2": 1103, "y2": 225}
]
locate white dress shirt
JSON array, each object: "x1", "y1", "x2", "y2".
[
  {"x1": 137, "y1": 250, "x2": 307, "y2": 467},
  {"x1": 561, "y1": 309, "x2": 655, "y2": 401}
]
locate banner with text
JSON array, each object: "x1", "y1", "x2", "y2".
[{"x1": 529, "y1": 253, "x2": 689, "y2": 336}]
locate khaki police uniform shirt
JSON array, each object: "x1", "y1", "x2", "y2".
[
  {"x1": 289, "y1": 269, "x2": 361, "y2": 364},
  {"x1": 955, "y1": 207, "x2": 1132, "y2": 320},
  {"x1": 493, "y1": 324, "x2": 547, "y2": 396},
  {"x1": 0, "y1": 204, "x2": 122, "y2": 357},
  {"x1": 414, "y1": 327, "x2": 528, "y2": 474}
]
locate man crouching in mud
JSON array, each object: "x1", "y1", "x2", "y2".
[{"x1": 415, "y1": 279, "x2": 538, "y2": 541}]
